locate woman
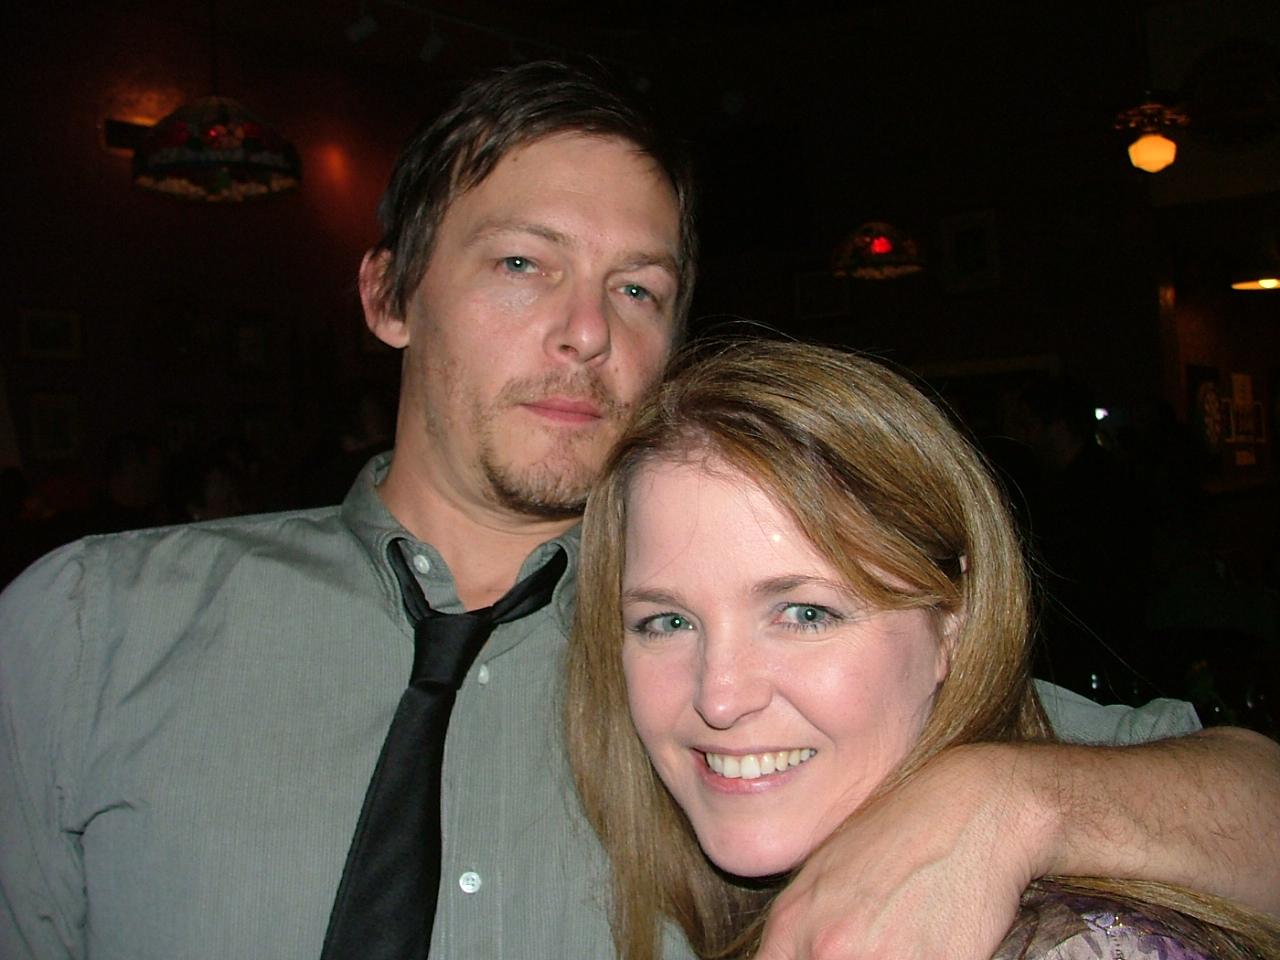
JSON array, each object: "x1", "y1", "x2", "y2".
[{"x1": 565, "y1": 340, "x2": 1279, "y2": 960}]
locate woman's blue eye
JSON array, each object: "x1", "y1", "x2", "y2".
[
  {"x1": 644, "y1": 613, "x2": 693, "y2": 634},
  {"x1": 502, "y1": 256, "x2": 535, "y2": 273},
  {"x1": 622, "y1": 283, "x2": 650, "y2": 301},
  {"x1": 782, "y1": 604, "x2": 832, "y2": 627}
]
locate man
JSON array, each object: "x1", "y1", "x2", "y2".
[
  {"x1": 2, "y1": 62, "x2": 1278, "y2": 960},
  {"x1": 1012, "y1": 375, "x2": 1153, "y2": 701}
]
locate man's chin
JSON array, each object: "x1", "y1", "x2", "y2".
[{"x1": 482, "y1": 456, "x2": 596, "y2": 521}]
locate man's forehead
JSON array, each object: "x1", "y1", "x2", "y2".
[
  {"x1": 458, "y1": 131, "x2": 671, "y2": 203},
  {"x1": 445, "y1": 136, "x2": 679, "y2": 247}
]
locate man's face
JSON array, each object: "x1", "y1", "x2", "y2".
[{"x1": 391, "y1": 133, "x2": 681, "y2": 520}]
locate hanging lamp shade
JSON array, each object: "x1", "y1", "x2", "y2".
[
  {"x1": 1114, "y1": 97, "x2": 1188, "y2": 174},
  {"x1": 133, "y1": 95, "x2": 301, "y2": 201},
  {"x1": 1127, "y1": 132, "x2": 1178, "y2": 173},
  {"x1": 832, "y1": 222, "x2": 923, "y2": 280},
  {"x1": 1229, "y1": 228, "x2": 1280, "y2": 290}
]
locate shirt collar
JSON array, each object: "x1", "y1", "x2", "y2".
[{"x1": 340, "y1": 451, "x2": 581, "y2": 617}]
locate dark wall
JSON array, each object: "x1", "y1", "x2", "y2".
[
  {"x1": 669, "y1": 1, "x2": 1166, "y2": 406},
  {"x1": 2, "y1": 0, "x2": 1278, "y2": 511},
  {"x1": 0, "y1": 2, "x2": 433, "y2": 500}
]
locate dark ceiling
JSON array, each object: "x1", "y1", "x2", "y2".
[{"x1": 177, "y1": 0, "x2": 898, "y2": 77}]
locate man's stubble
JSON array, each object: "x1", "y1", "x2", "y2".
[{"x1": 426, "y1": 359, "x2": 630, "y2": 522}]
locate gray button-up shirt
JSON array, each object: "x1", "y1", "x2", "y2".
[{"x1": 0, "y1": 454, "x2": 1198, "y2": 960}]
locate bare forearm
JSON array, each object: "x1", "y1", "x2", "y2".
[
  {"x1": 754, "y1": 731, "x2": 1280, "y2": 960},
  {"x1": 1029, "y1": 726, "x2": 1280, "y2": 914}
]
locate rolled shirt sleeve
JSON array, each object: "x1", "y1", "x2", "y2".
[{"x1": 1035, "y1": 679, "x2": 1201, "y2": 745}]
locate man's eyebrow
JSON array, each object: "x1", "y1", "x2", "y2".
[
  {"x1": 466, "y1": 219, "x2": 574, "y2": 249},
  {"x1": 617, "y1": 251, "x2": 680, "y2": 279}
]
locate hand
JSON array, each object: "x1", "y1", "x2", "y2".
[{"x1": 754, "y1": 745, "x2": 1043, "y2": 960}]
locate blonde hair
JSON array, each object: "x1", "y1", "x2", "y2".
[{"x1": 565, "y1": 340, "x2": 1280, "y2": 960}]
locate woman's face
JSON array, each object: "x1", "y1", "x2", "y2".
[{"x1": 621, "y1": 459, "x2": 951, "y2": 878}]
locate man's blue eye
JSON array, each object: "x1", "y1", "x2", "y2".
[
  {"x1": 503, "y1": 256, "x2": 535, "y2": 273},
  {"x1": 622, "y1": 283, "x2": 650, "y2": 300}
]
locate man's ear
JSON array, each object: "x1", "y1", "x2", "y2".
[{"x1": 360, "y1": 250, "x2": 410, "y2": 349}]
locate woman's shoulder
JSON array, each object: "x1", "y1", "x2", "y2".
[{"x1": 993, "y1": 882, "x2": 1223, "y2": 960}]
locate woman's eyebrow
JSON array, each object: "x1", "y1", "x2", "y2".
[
  {"x1": 751, "y1": 575, "x2": 849, "y2": 599},
  {"x1": 621, "y1": 587, "x2": 684, "y2": 607}
]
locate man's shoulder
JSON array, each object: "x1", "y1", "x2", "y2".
[
  {"x1": 1035, "y1": 679, "x2": 1201, "y2": 745},
  {"x1": 2, "y1": 505, "x2": 365, "y2": 614}
]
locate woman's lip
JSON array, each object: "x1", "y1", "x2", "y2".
[
  {"x1": 694, "y1": 751, "x2": 803, "y2": 794},
  {"x1": 522, "y1": 398, "x2": 603, "y2": 423}
]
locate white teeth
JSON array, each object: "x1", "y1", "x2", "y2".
[{"x1": 704, "y1": 748, "x2": 814, "y2": 780}]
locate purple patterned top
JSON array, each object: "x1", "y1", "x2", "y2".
[{"x1": 993, "y1": 883, "x2": 1224, "y2": 960}]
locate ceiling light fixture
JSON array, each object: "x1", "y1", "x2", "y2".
[
  {"x1": 132, "y1": 1, "x2": 300, "y2": 200},
  {"x1": 832, "y1": 222, "x2": 923, "y2": 280},
  {"x1": 1114, "y1": 97, "x2": 1189, "y2": 173},
  {"x1": 1230, "y1": 226, "x2": 1280, "y2": 290}
]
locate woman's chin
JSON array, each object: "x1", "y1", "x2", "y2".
[{"x1": 703, "y1": 838, "x2": 808, "y2": 880}]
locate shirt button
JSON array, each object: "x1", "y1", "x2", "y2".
[
  {"x1": 411, "y1": 553, "x2": 431, "y2": 575},
  {"x1": 458, "y1": 871, "x2": 482, "y2": 894},
  {"x1": 477, "y1": 664, "x2": 490, "y2": 685}
]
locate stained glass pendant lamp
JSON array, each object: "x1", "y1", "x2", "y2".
[
  {"x1": 132, "y1": 3, "x2": 301, "y2": 200},
  {"x1": 832, "y1": 222, "x2": 923, "y2": 280}
]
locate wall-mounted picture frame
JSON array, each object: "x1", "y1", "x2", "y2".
[
  {"x1": 940, "y1": 210, "x2": 1001, "y2": 293},
  {"x1": 18, "y1": 309, "x2": 82, "y2": 360},
  {"x1": 1186, "y1": 365, "x2": 1223, "y2": 453},
  {"x1": 1220, "y1": 400, "x2": 1268, "y2": 445},
  {"x1": 29, "y1": 392, "x2": 82, "y2": 461}
]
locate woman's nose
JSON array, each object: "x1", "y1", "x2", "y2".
[{"x1": 692, "y1": 631, "x2": 773, "y2": 730}]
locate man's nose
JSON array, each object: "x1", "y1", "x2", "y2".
[{"x1": 550, "y1": 282, "x2": 611, "y2": 365}]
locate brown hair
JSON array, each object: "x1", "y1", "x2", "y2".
[
  {"x1": 565, "y1": 339, "x2": 1280, "y2": 960},
  {"x1": 369, "y1": 60, "x2": 697, "y2": 328}
]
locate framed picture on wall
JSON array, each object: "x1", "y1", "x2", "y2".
[
  {"x1": 18, "y1": 309, "x2": 82, "y2": 360},
  {"x1": 1186, "y1": 365, "x2": 1223, "y2": 453},
  {"x1": 29, "y1": 393, "x2": 82, "y2": 460}
]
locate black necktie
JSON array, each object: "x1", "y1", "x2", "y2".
[{"x1": 320, "y1": 541, "x2": 568, "y2": 960}]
